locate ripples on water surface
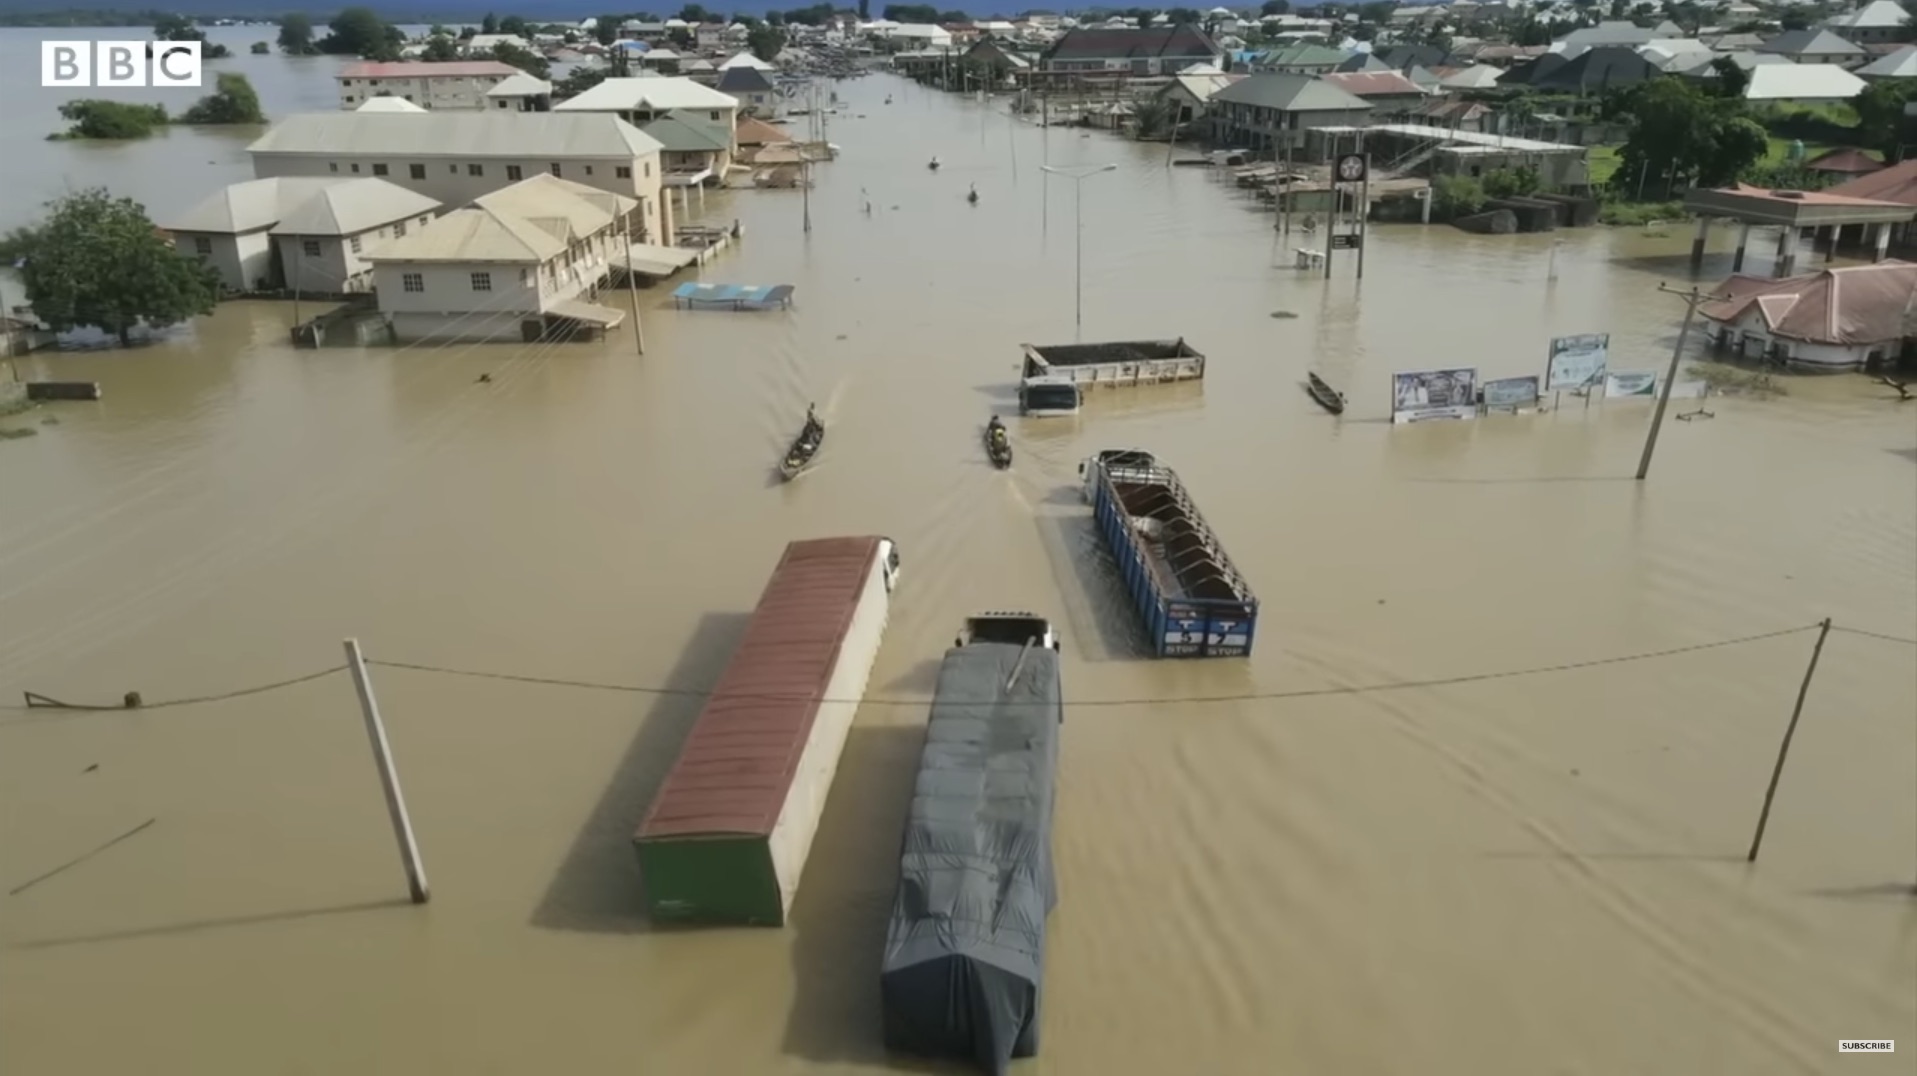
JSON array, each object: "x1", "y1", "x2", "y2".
[{"x1": 0, "y1": 34, "x2": 1914, "y2": 1076}]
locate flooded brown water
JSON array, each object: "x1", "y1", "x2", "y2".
[{"x1": 2, "y1": 28, "x2": 1915, "y2": 1076}]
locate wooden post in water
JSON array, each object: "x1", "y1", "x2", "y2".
[
  {"x1": 1356, "y1": 151, "x2": 1371, "y2": 281},
  {"x1": 1745, "y1": 618, "x2": 1833, "y2": 864},
  {"x1": 343, "y1": 639, "x2": 430, "y2": 904}
]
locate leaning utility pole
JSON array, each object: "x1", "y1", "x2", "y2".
[{"x1": 1636, "y1": 284, "x2": 1723, "y2": 481}]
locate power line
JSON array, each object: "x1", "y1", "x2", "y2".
[
  {"x1": 1, "y1": 623, "x2": 1826, "y2": 725},
  {"x1": 1829, "y1": 625, "x2": 1917, "y2": 647}
]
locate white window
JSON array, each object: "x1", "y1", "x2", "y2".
[
  {"x1": 302, "y1": 240, "x2": 321, "y2": 257},
  {"x1": 402, "y1": 272, "x2": 424, "y2": 293},
  {"x1": 470, "y1": 272, "x2": 492, "y2": 291}
]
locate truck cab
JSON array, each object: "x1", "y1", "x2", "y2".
[
  {"x1": 1019, "y1": 378, "x2": 1082, "y2": 417},
  {"x1": 1078, "y1": 449, "x2": 1158, "y2": 504},
  {"x1": 958, "y1": 611, "x2": 1059, "y2": 651}
]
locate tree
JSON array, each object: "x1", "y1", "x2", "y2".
[
  {"x1": 1481, "y1": 165, "x2": 1541, "y2": 198},
  {"x1": 318, "y1": 7, "x2": 401, "y2": 59},
  {"x1": 1853, "y1": 80, "x2": 1917, "y2": 155},
  {"x1": 1131, "y1": 96, "x2": 1174, "y2": 139},
  {"x1": 882, "y1": 4, "x2": 939, "y2": 21},
  {"x1": 1706, "y1": 54, "x2": 1749, "y2": 99},
  {"x1": 1432, "y1": 175, "x2": 1485, "y2": 218},
  {"x1": 679, "y1": 4, "x2": 710, "y2": 21},
  {"x1": 422, "y1": 34, "x2": 461, "y2": 61},
  {"x1": 250, "y1": 40, "x2": 269, "y2": 53},
  {"x1": 858, "y1": 0, "x2": 869, "y2": 17},
  {"x1": 179, "y1": 72, "x2": 265, "y2": 124},
  {"x1": 748, "y1": 22, "x2": 785, "y2": 61},
  {"x1": 481, "y1": 12, "x2": 499, "y2": 32},
  {"x1": 1609, "y1": 77, "x2": 1767, "y2": 193},
  {"x1": 555, "y1": 65, "x2": 608, "y2": 97},
  {"x1": 499, "y1": 14, "x2": 530, "y2": 35},
  {"x1": 154, "y1": 13, "x2": 230, "y2": 58},
  {"x1": 13, "y1": 189, "x2": 220, "y2": 347},
  {"x1": 1167, "y1": 6, "x2": 1201, "y2": 22},
  {"x1": 277, "y1": 12, "x2": 317, "y2": 54},
  {"x1": 55, "y1": 100, "x2": 167, "y2": 139},
  {"x1": 594, "y1": 14, "x2": 620, "y2": 45},
  {"x1": 1779, "y1": 10, "x2": 1810, "y2": 30},
  {"x1": 1261, "y1": 0, "x2": 1290, "y2": 14},
  {"x1": 491, "y1": 40, "x2": 551, "y2": 79}
]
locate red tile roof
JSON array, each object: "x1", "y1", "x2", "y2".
[
  {"x1": 340, "y1": 61, "x2": 519, "y2": 79},
  {"x1": 1322, "y1": 70, "x2": 1426, "y2": 97},
  {"x1": 1824, "y1": 159, "x2": 1917, "y2": 206},
  {"x1": 1720, "y1": 181, "x2": 1911, "y2": 208},
  {"x1": 1701, "y1": 260, "x2": 1917, "y2": 345},
  {"x1": 1806, "y1": 147, "x2": 1884, "y2": 175}
]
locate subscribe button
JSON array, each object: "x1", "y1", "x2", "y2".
[{"x1": 1839, "y1": 1041, "x2": 1895, "y2": 1052}]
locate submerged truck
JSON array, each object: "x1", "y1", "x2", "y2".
[
  {"x1": 881, "y1": 613, "x2": 1062, "y2": 1076},
  {"x1": 634, "y1": 535, "x2": 901, "y2": 926},
  {"x1": 1018, "y1": 338, "x2": 1206, "y2": 416},
  {"x1": 1079, "y1": 449, "x2": 1259, "y2": 658}
]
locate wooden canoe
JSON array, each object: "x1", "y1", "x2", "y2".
[{"x1": 1305, "y1": 372, "x2": 1346, "y2": 415}]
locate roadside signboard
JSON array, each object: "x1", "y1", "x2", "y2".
[
  {"x1": 1391, "y1": 368, "x2": 1478, "y2": 423},
  {"x1": 1546, "y1": 333, "x2": 1609, "y2": 391},
  {"x1": 1483, "y1": 375, "x2": 1541, "y2": 411}
]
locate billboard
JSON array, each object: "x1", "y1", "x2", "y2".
[
  {"x1": 1546, "y1": 333, "x2": 1609, "y2": 391},
  {"x1": 1604, "y1": 371, "x2": 1658, "y2": 398},
  {"x1": 1391, "y1": 368, "x2": 1478, "y2": 423},
  {"x1": 1482, "y1": 375, "x2": 1540, "y2": 411}
]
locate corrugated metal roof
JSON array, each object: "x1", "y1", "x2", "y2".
[
  {"x1": 638, "y1": 536, "x2": 886, "y2": 841},
  {"x1": 1857, "y1": 44, "x2": 1917, "y2": 78},
  {"x1": 486, "y1": 72, "x2": 552, "y2": 96},
  {"x1": 472, "y1": 173, "x2": 636, "y2": 236},
  {"x1": 248, "y1": 111, "x2": 663, "y2": 160},
  {"x1": 1701, "y1": 260, "x2": 1917, "y2": 345},
  {"x1": 269, "y1": 178, "x2": 441, "y2": 236},
  {"x1": 1744, "y1": 63, "x2": 1868, "y2": 101},
  {"x1": 356, "y1": 96, "x2": 428, "y2": 112},
  {"x1": 1212, "y1": 72, "x2": 1372, "y2": 113},
  {"x1": 718, "y1": 51, "x2": 775, "y2": 69},
  {"x1": 366, "y1": 205, "x2": 562, "y2": 263},
  {"x1": 1321, "y1": 70, "x2": 1426, "y2": 96},
  {"x1": 1826, "y1": 158, "x2": 1917, "y2": 205},
  {"x1": 1758, "y1": 28, "x2": 1868, "y2": 57},
  {"x1": 553, "y1": 76, "x2": 741, "y2": 113},
  {"x1": 640, "y1": 115, "x2": 731, "y2": 152},
  {"x1": 341, "y1": 60, "x2": 519, "y2": 78},
  {"x1": 734, "y1": 115, "x2": 793, "y2": 145},
  {"x1": 165, "y1": 176, "x2": 353, "y2": 234}
]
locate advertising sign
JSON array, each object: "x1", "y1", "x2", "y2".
[
  {"x1": 1546, "y1": 333, "x2": 1610, "y2": 391},
  {"x1": 1391, "y1": 368, "x2": 1479, "y2": 423},
  {"x1": 1482, "y1": 375, "x2": 1541, "y2": 411},
  {"x1": 1604, "y1": 371, "x2": 1658, "y2": 398}
]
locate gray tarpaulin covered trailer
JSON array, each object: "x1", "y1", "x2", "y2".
[{"x1": 880, "y1": 615, "x2": 1062, "y2": 1075}]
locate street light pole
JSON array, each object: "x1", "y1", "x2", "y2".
[{"x1": 1041, "y1": 163, "x2": 1116, "y2": 342}]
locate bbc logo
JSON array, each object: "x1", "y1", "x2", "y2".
[{"x1": 41, "y1": 41, "x2": 203, "y2": 88}]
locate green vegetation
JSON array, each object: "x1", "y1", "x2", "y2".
[
  {"x1": 1429, "y1": 168, "x2": 1541, "y2": 221},
  {"x1": 154, "y1": 12, "x2": 230, "y2": 58},
  {"x1": 179, "y1": 72, "x2": 266, "y2": 125},
  {"x1": 491, "y1": 40, "x2": 551, "y2": 80},
  {"x1": 6, "y1": 189, "x2": 220, "y2": 348},
  {"x1": 316, "y1": 6, "x2": 404, "y2": 62},
  {"x1": 748, "y1": 22, "x2": 786, "y2": 62},
  {"x1": 53, "y1": 100, "x2": 168, "y2": 140},
  {"x1": 1596, "y1": 200, "x2": 1686, "y2": 226},
  {"x1": 277, "y1": 12, "x2": 319, "y2": 55},
  {"x1": 249, "y1": 40, "x2": 269, "y2": 53}
]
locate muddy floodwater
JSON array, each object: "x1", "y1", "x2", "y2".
[{"x1": 2, "y1": 28, "x2": 1915, "y2": 1076}]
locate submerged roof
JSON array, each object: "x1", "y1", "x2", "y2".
[
  {"x1": 734, "y1": 114, "x2": 793, "y2": 145},
  {"x1": 1700, "y1": 260, "x2": 1917, "y2": 345},
  {"x1": 638, "y1": 537, "x2": 888, "y2": 840},
  {"x1": 718, "y1": 50, "x2": 775, "y2": 70},
  {"x1": 249, "y1": 111, "x2": 663, "y2": 159}
]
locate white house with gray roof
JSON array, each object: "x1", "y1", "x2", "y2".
[
  {"x1": 363, "y1": 174, "x2": 638, "y2": 343},
  {"x1": 552, "y1": 76, "x2": 741, "y2": 148},
  {"x1": 1824, "y1": 1, "x2": 1912, "y2": 45},
  {"x1": 163, "y1": 176, "x2": 440, "y2": 295},
  {"x1": 1207, "y1": 73, "x2": 1372, "y2": 151},
  {"x1": 247, "y1": 111, "x2": 671, "y2": 245}
]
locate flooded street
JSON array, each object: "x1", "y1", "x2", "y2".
[{"x1": 2, "y1": 28, "x2": 1915, "y2": 1075}]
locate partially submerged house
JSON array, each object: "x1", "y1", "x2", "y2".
[
  {"x1": 1207, "y1": 73, "x2": 1372, "y2": 151},
  {"x1": 364, "y1": 174, "x2": 639, "y2": 344},
  {"x1": 164, "y1": 176, "x2": 440, "y2": 295},
  {"x1": 1320, "y1": 70, "x2": 1428, "y2": 117},
  {"x1": 1699, "y1": 260, "x2": 1917, "y2": 371},
  {"x1": 714, "y1": 65, "x2": 778, "y2": 115},
  {"x1": 639, "y1": 114, "x2": 733, "y2": 188},
  {"x1": 552, "y1": 76, "x2": 742, "y2": 152},
  {"x1": 1157, "y1": 63, "x2": 1245, "y2": 125},
  {"x1": 335, "y1": 60, "x2": 522, "y2": 111}
]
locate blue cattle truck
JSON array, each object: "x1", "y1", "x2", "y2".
[{"x1": 1078, "y1": 449, "x2": 1259, "y2": 658}]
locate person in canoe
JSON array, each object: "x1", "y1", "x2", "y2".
[
  {"x1": 928, "y1": 156, "x2": 941, "y2": 171},
  {"x1": 987, "y1": 415, "x2": 1006, "y2": 444},
  {"x1": 967, "y1": 183, "x2": 979, "y2": 205}
]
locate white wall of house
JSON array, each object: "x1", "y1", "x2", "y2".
[
  {"x1": 371, "y1": 228, "x2": 625, "y2": 341},
  {"x1": 252, "y1": 152, "x2": 668, "y2": 243},
  {"x1": 338, "y1": 73, "x2": 513, "y2": 110},
  {"x1": 272, "y1": 215, "x2": 430, "y2": 294},
  {"x1": 175, "y1": 229, "x2": 273, "y2": 293},
  {"x1": 1708, "y1": 308, "x2": 1888, "y2": 372}
]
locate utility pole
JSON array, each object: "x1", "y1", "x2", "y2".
[
  {"x1": 624, "y1": 210, "x2": 645, "y2": 354},
  {"x1": 1636, "y1": 284, "x2": 1722, "y2": 481},
  {"x1": 1041, "y1": 163, "x2": 1118, "y2": 342},
  {"x1": 1356, "y1": 150, "x2": 1371, "y2": 281}
]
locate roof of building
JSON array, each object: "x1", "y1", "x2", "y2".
[
  {"x1": 1334, "y1": 51, "x2": 1391, "y2": 72},
  {"x1": 355, "y1": 96, "x2": 428, "y2": 112},
  {"x1": 733, "y1": 114, "x2": 793, "y2": 145},
  {"x1": 1555, "y1": 20, "x2": 1672, "y2": 52},
  {"x1": 1826, "y1": 0, "x2": 1911, "y2": 30},
  {"x1": 1744, "y1": 63, "x2": 1869, "y2": 100},
  {"x1": 1678, "y1": 49, "x2": 1795, "y2": 76},
  {"x1": 248, "y1": 111, "x2": 664, "y2": 159},
  {"x1": 1258, "y1": 41, "x2": 1347, "y2": 66},
  {"x1": 1165, "y1": 69, "x2": 1246, "y2": 101},
  {"x1": 1440, "y1": 63, "x2": 1504, "y2": 89},
  {"x1": 552, "y1": 76, "x2": 740, "y2": 113},
  {"x1": 718, "y1": 50, "x2": 775, "y2": 69},
  {"x1": 1700, "y1": 260, "x2": 1917, "y2": 345},
  {"x1": 367, "y1": 174, "x2": 635, "y2": 264},
  {"x1": 165, "y1": 177, "x2": 348, "y2": 233},
  {"x1": 1825, "y1": 158, "x2": 1917, "y2": 205},
  {"x1": 715, "y1": 65, "x2": 777, "y2": 93},
  {"x1": 1857, "y1": 44, "x2": 1917, "y2": 78},
  {"x1": 1526, "y1": 46, "x2": 1658, "y2": 90},
  {"x1": 341, "y1": 60, "x2": 517, "y2": 79},
  {"x1": 1322, "y1": 70, "x2": 1426, "y2": 97},
  {"x1": 485, "y1": 72, "x2": 552, "y2": 96},
  {"x1": 639, "y1": 114, "x2": 732, "y2": 152},
  {"x1": 1806, "y1": 147, "x2": 1885, "y2": 174},
  {"x1": 1757, "y1": 28, "x2": 1868, "y2": 57},
  {"x1": 1041, "y1": 24, "x2": 1220, "y2": 62},
  {"x1": 1377, "y1": 43, "x2": 1449, "y2": 69},
  {"x1": 270, "y1": 178, "x2": 441, "y2": 236},
  {"x1": 1212, "y1": 71, "x2": 1372, "y2": 112}
]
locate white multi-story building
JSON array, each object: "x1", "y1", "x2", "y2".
[
  {"x1": 552, "y1": 76, "x2": 742, "y2": 145},
  {"x1": 336, "y1": 60, "x2": 523, "y2": 111},
  {"x1": 247, "y1": 111, "x2": 670, "y2": 245},
  {"x1": 162, "y1": 176, "x2": 440, "y2": 295},
  {"x1": 364, "y1": 174, "x2": 639, "y2": 343}
]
